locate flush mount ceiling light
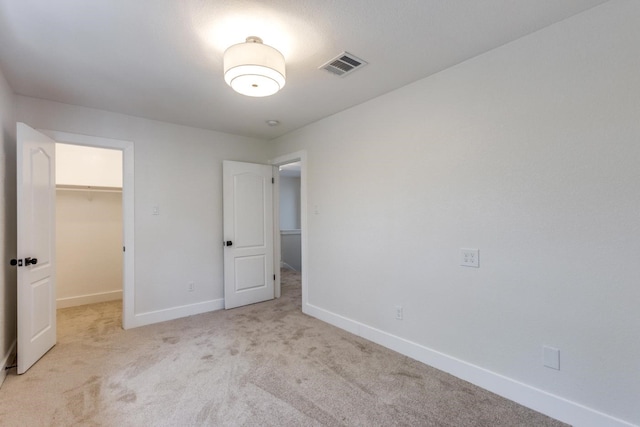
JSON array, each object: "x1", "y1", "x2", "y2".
[{"x1": 223, "y1": 36, "x2": 286, "y2": 97}]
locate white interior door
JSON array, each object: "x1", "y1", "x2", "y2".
[
  {"x1": 16, "y1": 122, "x2": 57, "y2": 374},
  {"x1": 223, "y1": 161, "x2": 274, "y2": 309}
]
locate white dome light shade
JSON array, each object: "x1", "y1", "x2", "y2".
[{"x1": 223, "y1": 37, "x2": 286, "y2": 97}]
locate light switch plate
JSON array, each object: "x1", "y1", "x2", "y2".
[
  {"x1": 543, "y1": 346, "x2": 560, "y2": 370},
  {"x1": 460, "y1": 248, "x2": 479, "y2": 268}
]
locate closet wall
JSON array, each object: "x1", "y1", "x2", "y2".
[{"x1": 56, "y1": 144, "x2": 123, "y2": 308}]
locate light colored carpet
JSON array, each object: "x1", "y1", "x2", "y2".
[{"x1": 0, "y1": 270, "x2": 567, "y2": 426}]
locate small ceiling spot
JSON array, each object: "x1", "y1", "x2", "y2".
[
  {"x1": 320, "y1": 52, "x2": 368, "y2": 77},
  {"x1": 266, "y1": 120, "x2": 280, "y2": 126}
]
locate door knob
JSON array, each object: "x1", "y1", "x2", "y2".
[
  {"x1": 10, "y1": 259, "x2": 21, "y2": 266},
  {"x1": 25, "y1": 257, "x2": 38, "y2": 266},
  {"x1": 225, "y1": 241, "x2": 233, "y2": 247}
]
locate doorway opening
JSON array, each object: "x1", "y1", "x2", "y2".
[
  {"x1": 278, "y1": 161, "x2": 301, "y2": 272},
  {"x1": 272, "y1": 151, "x2": 307, "y2": 312},
  {"x1": 278, "y1": 161, "x2": 301, "y2": 309},
  {"x1": 42, "y1": 129, "x2": 135, "y2": 329},
  {"x1": 55, "y1": 143, "x2": 123, "y2": 319}
]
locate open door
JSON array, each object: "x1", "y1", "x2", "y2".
[
  {"x1": 16, "y1": 122, "x2": 57, "y2": 374},
  {"x1": 223, "y1": 161, "x2": 274, "y2": 309}
]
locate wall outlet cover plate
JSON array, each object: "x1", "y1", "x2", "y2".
[{"x1": 460, "y1": 248, "x2": 479, "y2": 268}]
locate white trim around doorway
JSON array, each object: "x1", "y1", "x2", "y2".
[{"x1": 40, "y1": 129, "x2": 136, "y2": 329}]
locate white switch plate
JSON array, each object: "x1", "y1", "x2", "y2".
[
  {"x1": 543, "y1": 346, "x2": 560, "y2": 370},
  {"x1": 460, "y1": 248, "x2": 479, "y2": 268},
  {"x1": 152, "y1": 205, "x2": 160, "y2": 216}
]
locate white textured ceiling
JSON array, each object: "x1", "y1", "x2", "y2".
[{"x1": 0, "y1": 0, "x2": 609, "y2": 140}]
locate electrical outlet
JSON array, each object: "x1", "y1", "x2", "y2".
[
  {"x1": 188, "y1": 282, "x2": 195, "y2": 292},
  {"x1": 460, "y1": 248, "x2": 479, "y2": 268},
  {"x1": 395, "y1": 305, "x2": 403, "y2": 320},
  {"x1": 152, "y1": 205, "x2": 160, "y2": 216}
]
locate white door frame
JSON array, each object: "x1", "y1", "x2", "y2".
[
  {"x1": 271, "y1": 150, "x2": 307, "y2": 312},
  {"x1": 41, "y1": 130, "x2": 135, "y2": 329}
]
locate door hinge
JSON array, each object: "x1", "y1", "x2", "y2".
[
  {"x1": 273, "y1": 274, "x2": 276, "y2": 280},
  {"x1": 123, "y1": 246, "x2": 126, "y2": 252},
  {"x1": 272, "y1": 177, "x2": 274, "y2": 184}
]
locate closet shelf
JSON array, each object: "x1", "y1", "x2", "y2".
[{"x1": 56, "y1": 185, "x2": 122, "y2": 193}]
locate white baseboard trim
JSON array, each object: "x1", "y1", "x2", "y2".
[
  {"x1": 57, "y1": 290, "x2": 123, "y2": 309},
  {"x1": 304, "y1": 302, "x2": 635, "y2": 427},
  {"x1": 127, "y1": 298, "x2": 225, "y2": 329},
  {"x1": 281, "y1": 262, "x2": 296, "y2": 271},
  {"x1": 1, "y1": 340, "x2": 17, "y2": 388}
]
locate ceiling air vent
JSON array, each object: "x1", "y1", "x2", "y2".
[{"x1": 320, "y1": 52, "x2": 367, "y2": 77}]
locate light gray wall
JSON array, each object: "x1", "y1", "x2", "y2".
[
  {"x1": 272, "y1": 2, "x2": 640, "y2": 425},
  {"x1": 279, "y1": 176, "x2": 301, "y2": 271},
  {"x1": 16, "y1": 96, "x2": 273, "y2": 317},
  {"x1": 279, "y1": 175, "x2": 300, "y2": 230},
  {"x1": 56, "y1": 190, "x2": 123, "y2": 307},
  {"x1": 0, "y1": 65, "x2": 16, "y2": 383}
]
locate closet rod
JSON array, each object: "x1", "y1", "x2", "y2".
[{"x1": 56, "y1": 185, "x2": 122, "y2": 193}]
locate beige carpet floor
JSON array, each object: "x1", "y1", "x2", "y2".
[{"x1": 0, "y1": 270, "x2": 567, "y2": 426}]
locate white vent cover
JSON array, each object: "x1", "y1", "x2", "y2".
[{"x1": 320, "y1": 52, "x2": 367, "y2": 77}]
